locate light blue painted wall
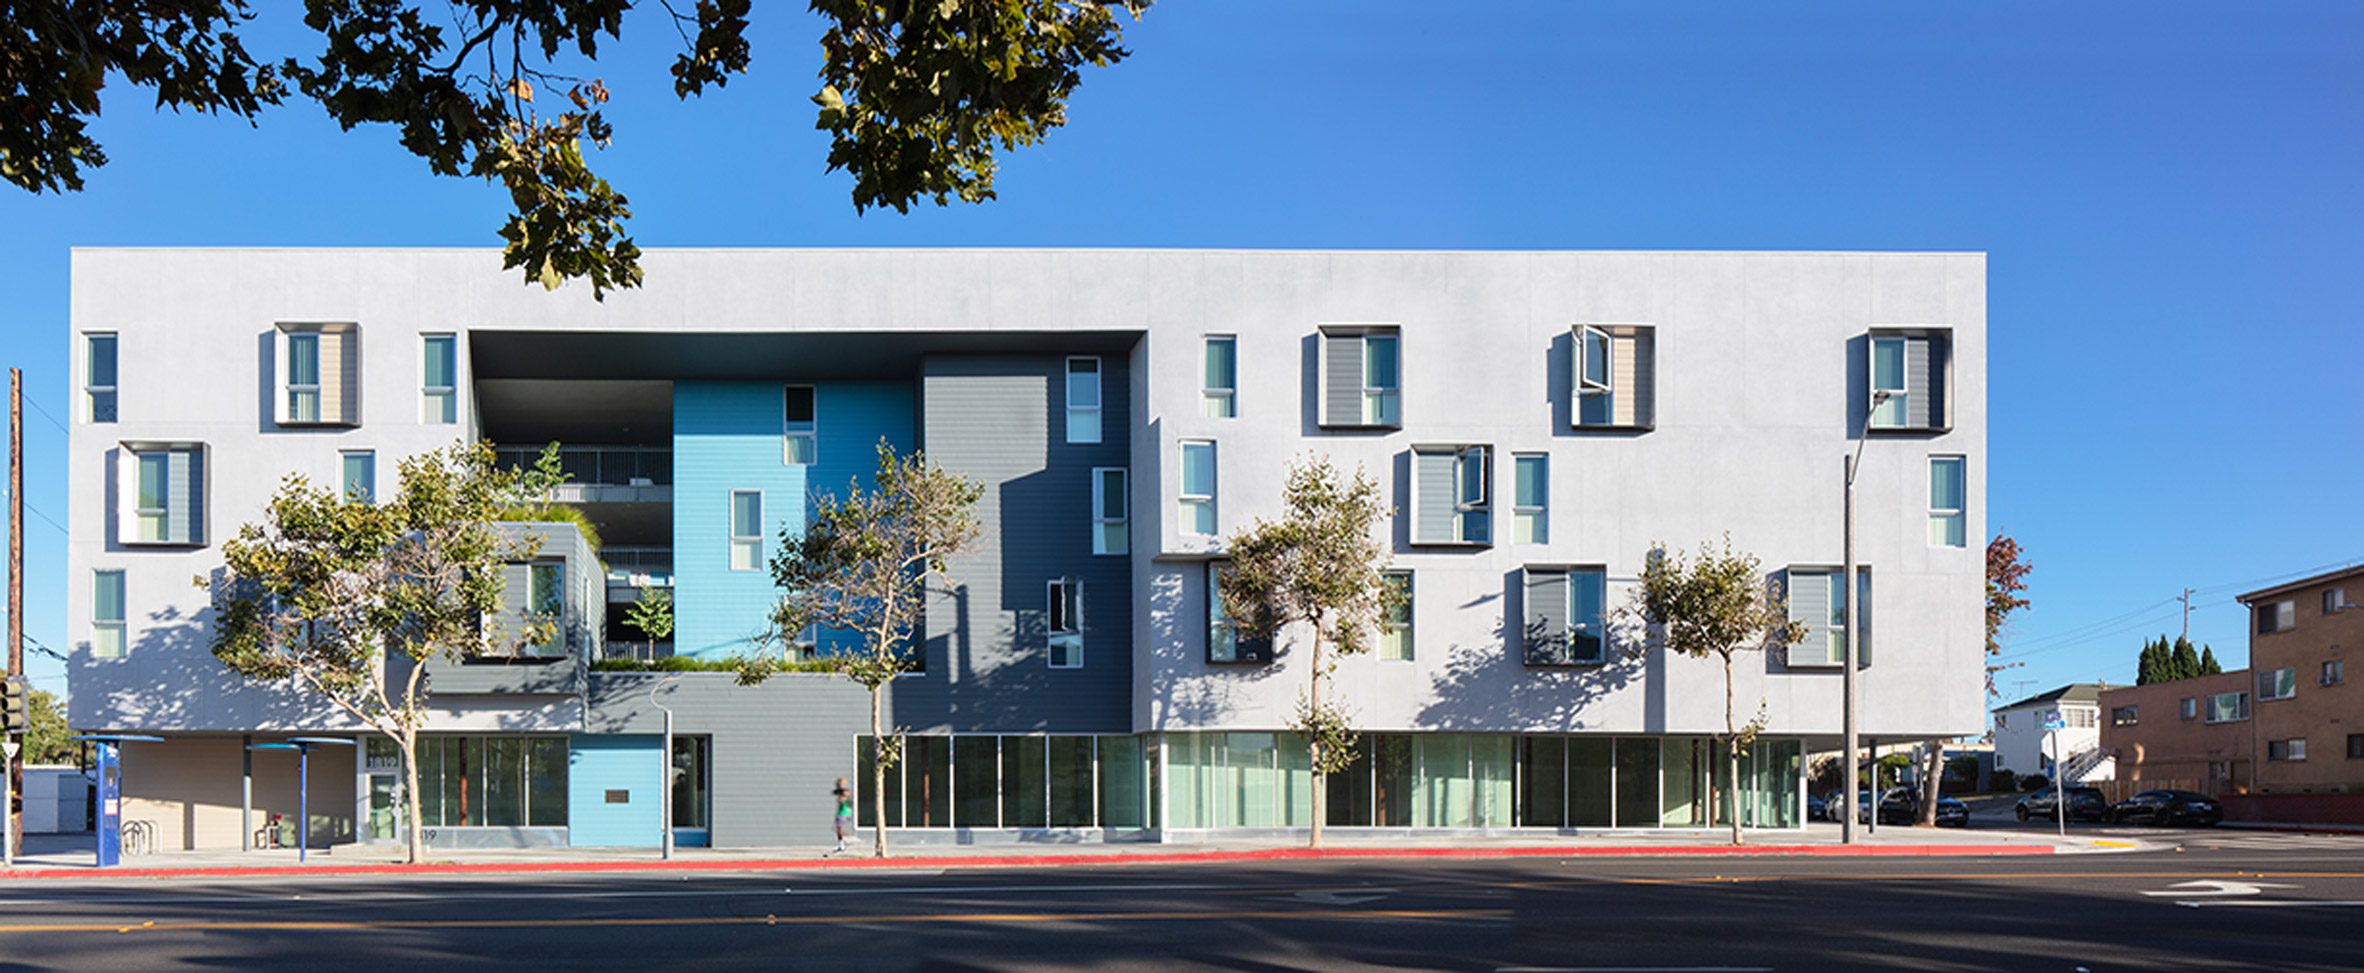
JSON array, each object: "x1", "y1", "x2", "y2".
[
  {"x1": 566, "y1": 734, "x2": 662, "y2": 847},
  {"x1": 673, "y1": 380, "x2": 915, "y2": 659}
]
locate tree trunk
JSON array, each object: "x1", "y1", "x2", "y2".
[
  {"x1": 1917, "y1": 740, "x2": 1944, "y2": 826},
  {"x1": 870, "y1": 685, "x2": 889, "y2": 859},
  {"x1": 1308, "y1": 630, "x2": 1326, "y2": 850},
  {"x1": 399, "y1": 727, "x2": 425, "y2": 865},
  {"x1": 1724, "y1": 653, "x2": 1741, "y2": 846}
]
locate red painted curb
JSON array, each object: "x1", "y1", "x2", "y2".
[{"x1": 0, "y1": 843, "x2": 2052, "y2": 881}]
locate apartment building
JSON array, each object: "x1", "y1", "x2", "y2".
[
  {"x1": 2239, "y1": 565, "x2": 2363, "y2": 797},
  {"x1": 68, "y1": 248, "x2": 1987, "y2": 850},
  {"x1": 2098, "y1": 670, "x2": 2254, "y2": 795}
]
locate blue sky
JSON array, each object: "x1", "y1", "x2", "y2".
[{"x1": 2, "y1": 1, "x2": 2358, "y2": 711}]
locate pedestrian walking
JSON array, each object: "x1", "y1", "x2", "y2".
[{"x1": 830, "y1": 777, "x2": 854, "y2": 856}]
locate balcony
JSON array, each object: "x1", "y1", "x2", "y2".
[{"x1": 494, "y1": 445, "x2": 672, "y2": 504}]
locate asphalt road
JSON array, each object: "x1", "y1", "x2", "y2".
[{"x1": 4, "y1": 830, "x2": 2362, "y2": 972}]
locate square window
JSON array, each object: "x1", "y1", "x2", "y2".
[
  {"x1": 2268, "y1": 738, "x2": 2307, "y2": 762},
  {"x1": 2111, "y1": 706, "x2": 2138, "y2": 727},
  {"x1": 1178, "y1": 441, "x2": 1217, "y2": 536},
  {"x1": 728, "y1": 491, "x2": 762, "y2": 571},
  {"x1": 2259, "y1": 667, "x2": 2297, "y2": 701},
  {"x1": 1202, "y1": 336, "x2": 1237, "y2": 418},
  {"x1": 1319, "y1": 326, "x2": 1403, "y2": 428},
  {"x1": 2257, "y1": 599, "x2": 2296, "y2": 634},
  {"x1": 1786, "y1": 567, "x2": 1872, "y2": 666},
  {"x1": 1091, "y1": 467, "x2": 1128, "y2": 555},
  {"x1": 2179, "y1": 696, "x2": 2197, "y2": 720},
  {"x1": 1065, "y1": 357, "x2": 1102, "y2": 444},
  {"x1": 2327, "y1": 588, "x2": 2350, "y2": 615},
  {"x1": 2205, "y1": 691, "x2": 2248, "y2": 723},
  {"x1": 783, "y1": 386, "x2": 817, "y2": 466},
  {"x1": 123, "y1": 444, "x2": 203, "y2": 545},
  {"x1": 1412, "y1": 445, "x2": 1491, "y2": 545},
  {"x1": 1572, "y1": 325, "x2": 1656, "y2": 429},
  {"x1": 2324, "y1": 660, "x2": 2345, "y2": 687},
  {"x1": 1521, "y1": 567, "x2": 1607, "y2": 665}
]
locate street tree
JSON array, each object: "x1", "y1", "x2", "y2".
[
  {"x1": 752, "y1": 440, "x2": 981, "y2": 859},
  {"x1": 205, "y1": 442, "x2": 564, "y2": 863},
  {"x1": 3, "y1": 0, "x2": 1148, "y2": 297},
  {"x1": 1219, "y1": 455, "x2": 1396, "y2": 849},
  {"x1": 1634, "y1": 536, "x2": 1803, "y2": 845},
  {"x1": 17, "y1": 686, "x2": 76, "y2": 766},
  {"x1": 1951, "y1": 531, "x2": 2036, "y2": 822},
  {"x1": 624, "y1": 585, "x2": 675, "y2": 661}
]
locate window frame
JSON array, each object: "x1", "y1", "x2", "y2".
[
  {"x1": 2179, "y1": 696, "x2": 2198, "y2": 720},
  {"x1": 2256, "y1": 599, "x2": 2295, "y2": 634},
  {"x1": 92, "y1": 569, "x2": 127, "y2": 659},
  {"x1": 1047, "y1": 578, "x2": 1083, "y2": 669},
  {"x1": 2349, "y1": 734, "x2": 2364, "y2": 760},
  {"x1": 2204, "y1": 691, "x2": 2250, "y2": 724},
  {"x1": 1785, "y1": 566, "x2": 1873, "y2": 668},
  {"x1": 1064, "y1": 356, "x2": 1102, "y2": 445},
  {"x1": 421, "y1": 333, "x2": 458, "y2": 425},
  {"x1": 1378, "y1": 570, "x2": 1414, "y2": 662},
  {"x1": 85, "y1": 332, "x2": 118, "y2": 423},
  {"x1": 1928, "y1": 455, "x2": 1967, "y2": 548},
  {"x1": 1511, "y1": 452, "x2": 1548, "y2": 544},
  {"x1": 1201, "y1": 335, "x2": 1237, "y2": 418},
  {"x1": 1361, "y1": 333, "x2": 1400, "y2": 426},
  {"x1": 1521, "y1": 565, "x2": 1609, "y2": 667},
  {"x1": 1577, "y1": 326, "x2": 1613, "y2": 396},
  {"x1": 1869, "y1": 335, "x2": 1909, "y2": 429},
  {"x1": 1091, "y1": 467, "x2": 1128, "y2": 555},
  {"x1": 782, "y1": 385, "x2": 818, "y2": 466},
  {"x1": 1205, "y1": 560, "x2": 1271, "y2": 665},
  {"x1": 2326, "y1": 588, "x2": 2350, "y2": 615},
  {"x1": 2110, "y1": 705, "x2": 2139, "y2": 727},
  {"x1": 341, "y1": 450, "x2": 376, "y2": 503},
  {"x1": 2324, "y1": 660, "x2": 2345, "y2": 687},
  {"x1": 133, "y1": 451, "x2": 170, "y2": 542},
  {"x1": 1177, "y1": 440, "x2": 1217, "y2": 537},
  {"x1": 526, "y1": 560, "x2": 566, "y2": 658},
  {"x1": 1454, "y1": 445, "x2": 1490, "y2": 544},
  {"x1": 2268, "y1": 738, "x2": 2307, "y2": 762},
  {"x1": 285, "y1": 331, "x2": 323, "y2": 423},
  {"x1": 120, "y1": 442, "x2": 203, "y2": 547},
  {"x1": 2259, "y1": 666, "x2": 2297, "y2": 702},
  {"x1": 727, "y1": 490, "x2": 763, "y2": 572}
]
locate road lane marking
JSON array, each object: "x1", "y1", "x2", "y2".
[
  {"x1": 2140, "y1": 880, "x2": 2297, "y2": 897},
  {"x1": 0, "y1": 907, "x2": 1511, "y2": 936},
  {"x1": 2175, "y1": 900, "x2": 2364, "y2": 908}
]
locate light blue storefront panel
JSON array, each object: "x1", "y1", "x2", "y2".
[
  {"x1": 567, "y1": 734, "x2": 663, "y2": 847},
  {"x1": 673, "y1": 380, "x2": 915, "y2": 659}
]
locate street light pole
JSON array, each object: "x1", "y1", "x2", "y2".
[
  {"x1": 650, "y1": 678, "x2": 678, "y2": 860},
  {"x1": 1841, "y1": 389, "x2": 1892, "y2": 846}
]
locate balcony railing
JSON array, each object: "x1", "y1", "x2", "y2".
[
  {"x1": 603, "y1": 546, "x2": 674, "y2": 587},
  {"x1": 495, "y1": 445, "x2": 672, "y2": 487}
]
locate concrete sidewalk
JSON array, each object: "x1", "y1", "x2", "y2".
[{"x1": 2, "y1": 823, "x2": 2131, "y2": 881}]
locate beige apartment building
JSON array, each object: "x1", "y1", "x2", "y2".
[
  {"x1": 2239, "y1": 564, "x2": 2363, "y2": 796},
  {"x1": 2098, "y1": 670, "x2": 2253, "y2": 796}
]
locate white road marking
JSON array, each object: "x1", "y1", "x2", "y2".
[
  {"x1": 1285, "y1": 889, "x2": 1395, "y2": 906},
  {"x1": 2175, "y1": 900, "x2": 2364, "y2": 909},
  {"x1": 2139, "y1": 879, "x2": 2297, "y2": 898}
]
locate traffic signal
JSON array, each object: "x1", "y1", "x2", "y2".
[{"x1": 0, "y1": 676, "x2": 26, "y2": 736}]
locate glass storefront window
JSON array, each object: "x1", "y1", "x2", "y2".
[
  {"x1": 1521, "y1": 737, "x2": 1566, "y2": 828},
  {"x1": 1568, "y1": 737, "x2": 1612, "y2": 827},
  {"x1": 1048, "y1": 737, "x2": 1094, "y2": 828},
  {"x1": 671, "y1": 736, "x2": 709, "y2": 830},
  {"x1": 1614, "y1": 738, "x2": 1658, "y2": 828},
  {"x1": 1416, "y1": 736, "x2": 1471, "y2": 828},
  {"x1": 1002, "y1": 736, "x2": 1048, "y2": 829},
  {"x1": 1661, "y1": 738, "x2": 1703, "y2": 828},
  {"x1": 953, "y1": 737, "x2": 999, "y2": 828},
  {"x1": 1096, "y1": 735, "x2": 1147, "y2": 829},
  {"x1": 1473, "y1": 736, "x2": 1515, "y2": 828},
  {"x1": 403, "y1": 735, "x2": 567, "y2": 830}
]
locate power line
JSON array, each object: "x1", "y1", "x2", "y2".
[
  {"x1": 1992, "y1": 555, "x2": 2362, "y2": 664},
  {"x1": 0, "y1": 487, "x2": 65, "y2": 536},
  {"x1": 14, "y1": 393, "x2": 69, "y2": 436}
]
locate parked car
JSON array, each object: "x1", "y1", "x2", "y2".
[
  {"x1": 1876, "y1": 787, "x2": 1969, "y2": 827},
  {"x1": 2105, "y1": 789, "x2": 2223, "y2": 827},
  {"x1": 2015, "y1": 785, "x2": 2109, "y2": 823},
  {"x1": 1807, "y1": 793, "x2": 1828, "y2": 822}
]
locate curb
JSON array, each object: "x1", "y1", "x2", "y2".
[{"x1": 0, "y1": 842, "x2": 2055, "y2": 881}]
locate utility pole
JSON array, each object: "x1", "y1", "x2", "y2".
[
  {"x1": 2178, "y1": 588, "x2": 2195, "y2": 642},
  {"x1": 8, "y1": 367, "x2": 23, "y2": 861}
]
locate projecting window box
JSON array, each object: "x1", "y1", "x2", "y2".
[
  {"x1": 116, "y1": 441, "x2": 208, "y2": 547},
  {"x1": 1782, "y1": 566, "x2": 1873, "y2": 668},
  {"x1": 1570, "y1": 324, "x2": 1656, "y2": 430},
  {"x1": 275, "y1": 322, "x2": 362, "y2": 427},
  {"x1": 1865, "y1": 327, "x2": 1954, "y2": 434},
  {"x1": 1315, "y1": 324, "x2": 1401, "y2": 430}
]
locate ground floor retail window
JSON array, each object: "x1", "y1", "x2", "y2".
[
  {"x1": 396, "y1": 735, "x2": 570, "y2": 829},
  {"x1": 857, "y1": 734, "x2": 1157, "y2": 831},
  {"x1": 673, "y1": 736, "x2": 710, "y2": 830},
  {"x1": 1167, "y1": 733, "x2": 1799, "y2": 830}
]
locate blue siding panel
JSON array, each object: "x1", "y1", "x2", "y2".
[
  {"x1": 673, "y1": 380, "x2": 915, "y2": 659},
  {"x1": 566, "y1": 734, "x2": 662, "y2": 847}
]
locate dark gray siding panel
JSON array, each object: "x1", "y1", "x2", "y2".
[
  {"x1": 585, "y1": 672, "x2": 872, "y2": 846},
  {"x1": 895, "y1": 353, "x2": 1133, "y2": 734},
  {"x1": 1322, "y1": 334, "x2": 1361, "y2": 426}
]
